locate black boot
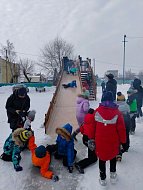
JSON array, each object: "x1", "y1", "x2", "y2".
[{"x1": 75, "y1": 163, "x2": 84, "y2": 174}]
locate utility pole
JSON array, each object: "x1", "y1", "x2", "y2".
[
  {"x1": 5, "y1": 49, "x2": 8, "y2": 83},
  {"x1": 122, "y1": 34, "x2": 127, "y2": 84}
]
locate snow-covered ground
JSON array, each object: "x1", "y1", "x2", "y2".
[{"x1": 0, "y1": 85, "x2": 143, "y2": 190}]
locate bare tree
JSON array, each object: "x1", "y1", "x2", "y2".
[
  {"x1": 1, "y1": 40, "x2": 18, "y2": 82},
  {"x1": 138, "y1": 70, "x2": 143, "y2": 81},
  {"x1": 125, "y1": 69, "x2": 136, "y2": 80},
  {"x1": 19, "y1": 58, "x2": 35, "y2": 82},
  {"x1": 39, "y1": 36, "x2": 74, "y2": 73}
]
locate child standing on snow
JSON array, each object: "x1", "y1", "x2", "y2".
[
  {"x1": 127, "y1": 89, "x2": 137, "y2": 135},
  {"x1": 46, "y1": 123, "x2": 77, "y2": 173},
  {"x1": 116, "y1": 92, "x2": 131, "y2": 161},
  {"x1": 24, "y1": 110, "x2": 36, "y2": 131},
  {"x1": 73, "y1": 108, "x2": 98, "y2": 174},
  {"x1": 28, "y1": 135, "x2": 59, "y2": 181},
  {"x1": 76, "y1": 94, "x2": 90, "y2": 127},
  {"x1": 94, "y1": 91, "x2": 126, "y2": 186},
  {"x1": 0, "y1": 128, "x2": 33, "y2": 171}
]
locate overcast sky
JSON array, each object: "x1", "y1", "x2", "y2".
[{"x1": 0, "y1": 0, "x2": 143, "y2": 76}]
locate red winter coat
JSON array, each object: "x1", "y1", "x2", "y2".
[
  {"x1": 94, "y1": 105, "x2": 126, "y2": 161},
  {"x1": 80, "y1": 113, "x2": 96, "y2": 139}
]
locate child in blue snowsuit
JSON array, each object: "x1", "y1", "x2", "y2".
[
  {"x1": 62, "y1": 80, "x2": 77, "y2": 88},
  {"x1": 0, "y1": 128, "x2": 32, "y2": 171},
  {"x1": 46, "y1": 123, "x2": 77, "y2": 173}
]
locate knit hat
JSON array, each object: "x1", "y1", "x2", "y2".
[
  {"x1": 28, "y1": 110, "x2": 36, "y2": 121},
  {"x1": 101, "y1": 91, "x2": 114, "y2": 102},
  {"x1": 18, "y1": 87, "x2": 27, "y2": 96},
  {"x1": 88, "y1": 108, "x2": 94, "y2": 114},
  {"x1": 35, "y1": 145, "x2": 46, "y2": 158},
  {"x1": 12, "y1": 128, "x2": 33, "y2": 147},
  {"x1": 106, "y1": 73, "x2": 114, "y2": 79},
  {"x1": 19, "y1": 130, "x2": 32, "y2": 142},
  {"x1": 117, "y1": 92, "x2": 125, "y2": 101}
]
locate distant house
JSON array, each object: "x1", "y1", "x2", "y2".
[
  {"x1": 24, "y1": 73, "x2": 46, "y2": 83},
  {"x1": 0, "y1": 57, "x2": 19, "y2": 83}
]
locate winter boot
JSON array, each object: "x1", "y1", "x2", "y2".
[
  {"x1": 99, "y1": 178, "x2": 107, "y2": 186},
  {"x1": 110, "y1": 172, "x2": 117, "y2": 184},
  {"x1": 75, "y1": 163, "x2": 84, "y2": 174}
]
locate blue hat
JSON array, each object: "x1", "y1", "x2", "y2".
[
  {"x1": 35, "y1": 145, "x2": 46, "y2": 158},
  {"x1": 18, "y1": 87, "x2": 27, "y2": 96},
  {"x1": 101, "y1": 91, "x2": 114, "y2": 102}
]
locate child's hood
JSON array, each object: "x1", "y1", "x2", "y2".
[{"x1": 56, "y1": 123, "x2": 73, "y2": 141}]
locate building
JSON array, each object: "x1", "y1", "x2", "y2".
[
  {"x1": 0, "y1": 57, "x2": 19, "y2": 83},
  {"x1": 23, "y1": 73, "x2": 46, "y2": 83}
]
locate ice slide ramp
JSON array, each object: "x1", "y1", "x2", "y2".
[{"x1": 45, "y1": 71, "x2": 82, "y2": 136}]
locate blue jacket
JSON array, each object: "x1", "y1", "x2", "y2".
[{"x1": 56, "y1": 124, "x2": 74, "y2": 167}]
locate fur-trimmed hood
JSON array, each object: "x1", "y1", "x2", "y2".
[
  {"x1": 56, "y1": 123, "x2": 72, "y2": 141},
  {"x1": 12, "y1": 128, "x2": 32, "y2": 147}
]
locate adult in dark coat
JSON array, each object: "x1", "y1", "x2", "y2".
[
  {"x1": 133, "y1": 78, "x2": 143, "y2": 117},
  {"x1": 5, "y1": 87, "x2": 30, "y2": 132},
  {"x1": 101, "y1": 81, "x2": 106, "y2": 93},
  {"x1": 105, "y1": 73, "x2": 117, "y2": 101}
]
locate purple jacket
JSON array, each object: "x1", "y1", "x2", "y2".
[{"x1": 76, "y1": 96, "x2": 90, "y2": 126}]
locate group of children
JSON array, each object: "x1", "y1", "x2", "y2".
[{"x1": 0, "y1": 80, "x2": 142, "y2": 187}]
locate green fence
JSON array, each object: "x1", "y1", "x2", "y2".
[{"x1": 0, "y1": 82, "x2": 53, "y2": 88}]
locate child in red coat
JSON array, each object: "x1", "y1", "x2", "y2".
[
  {"x1": 73, "y1": 109, "x2": 98, "y2": 174},
  {"x1": 94, "y1": 91, "x2": 126, "y2": 186}
]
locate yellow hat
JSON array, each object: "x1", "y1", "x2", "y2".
[{"x1": 19, "y1": 130, "x2": 30, "y2": 142}]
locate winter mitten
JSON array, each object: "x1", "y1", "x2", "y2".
[
  {"x1": 52, "y1": 175, "x2": 59, "y2": 182},
  {"x1": 14, "y1": 164, "x2": 23, "y2": 172},
  {"x1": 68, "y1": 166, "x2": 73, "y2": 173},
  {"x1": 88, "y1": 139, "x2": 95, "y2": 151},
  {"x1": 121, "y1": 143, "x2": 127, "y2": 153}
]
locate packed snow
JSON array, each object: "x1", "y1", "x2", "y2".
[{"x1": 0, "y1": 85, "x2": 143, "y2": 190}]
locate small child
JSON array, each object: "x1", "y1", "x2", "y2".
[
  {"x1": 116, "y1": 92, "x2": 131, "y2": 161},
  {"x1": 127, "y1": 89, "x2": 137, "y2": 135},
  {"x1": 28, "y1": 136, "x2": 59, "y2": 181},
  {"x1": 73, "y1": 108, "x2": 98, "y2": 174},
  {"x1": 62, "y1": 80, "x2": 77, "y2": 88},
  {"x1": 82, "y1": 87, "x2": 90, "y2": 98},
  {"x1": 46, "y1": 123, "x2": 77, "y2": 173},
  {"x1": 24, "y1": 110, "x2": 36, "y2": 131},
  {"x1": 0, "y1": 128, "x2": 33, "y2": 171}
]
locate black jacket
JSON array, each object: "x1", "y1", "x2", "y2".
[
  {"x1": 106, "y1": 78, "x2": 117, "y2": 100},
  {"x1": 5, "y1": 92, "x2": 30, "y2": 123},
  {"x1": 135, "y1": 86, "x2": 143, "y2": 108}
]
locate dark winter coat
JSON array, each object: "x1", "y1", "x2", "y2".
[
  {"x1": 5, "y1": 92, "x2": 30, "y2": 127},
  {"x1": 135, "y1": 86, "x2": 143, "y2": 108},
  {"x1": 56, "y1": 124, "x2": 75, "y2": 167},
  {"x1": 94, "y1": 102, "x2": 126, "y2": 161},
  {"x1": 106, "y1": 78, "x2": 117, "y2": 100},
  {"x1": 80, "y1": 113, "x2": 96, "y2": 139}
]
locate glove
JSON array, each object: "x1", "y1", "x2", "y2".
[
  {"x1": 71, "y1": 131, "x2": 78, "y2": 141},
  {"x1": 52, "y1": 175, "x2": 59, "y2": 182},
  {"x1": 68, "y1": 166, "x2": 73, "y2": 173},
  {"x1": 88, "y1": 139, "x2": 95, "y2": 151},
  {"x1": 121, "y1": 143, "x2": 127, "y2": 153},
  {"x1": 14, "y1": 164, "x2": 23, "y2": 172}
]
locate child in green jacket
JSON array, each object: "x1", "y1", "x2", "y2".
[{"x1": 127, "y1": 89, "x2": 137, "y2": 135}]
